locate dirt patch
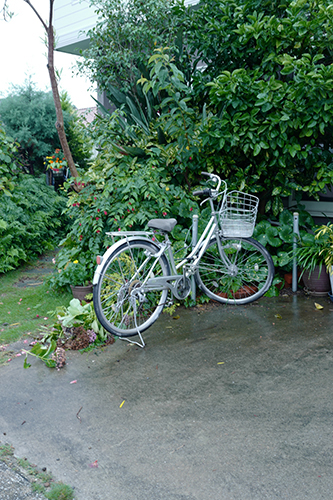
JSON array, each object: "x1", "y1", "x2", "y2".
[{"x1": 56, "y1": 327, "x2": 115, "y2": 352}]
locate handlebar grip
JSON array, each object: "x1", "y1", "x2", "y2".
[
  {"x1": 201, "y1": 171, "x2": 210, "y2": 177},
  {"x1": 193, "y1": 188, "x2": 212, "y2": 197}
]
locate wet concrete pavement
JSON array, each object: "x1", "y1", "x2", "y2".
[{"x1": 1, "y1": 295, "x2": 333, "y2": 499}]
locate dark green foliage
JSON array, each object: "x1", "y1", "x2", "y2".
[
  {"x1": 0, "y1": 80, "x2": 61, "y2": 174},
  {"x1": 49, "y1": 150, "x2": 196, "y2": 290},
  {"x1": 184, "y1": 0, "x2": 333, "y2": 212},
  {"x1": 0, "y1": 81, "x2": 92, "y2": 175},
  {"x1": 186, "y1": 0, "x2": 333, "y2": 100},
  {"x1": 0, "y1": 176, "x2": 69, "y2": 272},
  {"x1": 0, "y1": 126, "x2": 18, "y2": 196},
  {"x1": 60, "y1": 91, "x2": 93, "y2": 169},
  {"x1": 253, "y1": 207, "x2": 315, "y2": 271},
  {"x1": 78, "y1": 0, "x2": 333, "y2": 214}
]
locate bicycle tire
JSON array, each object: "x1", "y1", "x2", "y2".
[
  {"x1": 93, "y1": 239, "x2": 170, "y2": 337},
  {"x1": 195, "y1": 236, "x2": 274, "y2": 305}
]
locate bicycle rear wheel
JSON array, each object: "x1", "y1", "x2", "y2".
[
  {"x1": 93, "y1": 240, "x2": 170, "y2": 337},
  {"x1": 195, "y1": 236, "x2": 274, "y2": 304}
]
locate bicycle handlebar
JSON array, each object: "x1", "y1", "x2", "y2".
[
  {"x1": 192, "y1": 188, "x2": 212, "y2": 197},
  {"x1": 193, "y1": 172, "x2": 223, "y2": 198}
]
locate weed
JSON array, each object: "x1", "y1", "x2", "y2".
[
  {"x1": 45, "y1": 483, "x2": 75, "y2": 500},
  {"x1": 0, "y1": 443, "x2": 14, "y2": 457},
  {"x1": 31, "y1": 482, "x2": 46, "y2": 494}
]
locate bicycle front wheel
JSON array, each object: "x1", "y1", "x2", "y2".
[
  {"x1": 195, "y1": 236, "x2": 274, "y2": 304},
  {"x1": 93, "y1": 240, "x2": 170, "y2": 337}
]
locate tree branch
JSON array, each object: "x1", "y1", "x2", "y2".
[
  {"x1": 1, "y1": 0, "x2": 13, "y2": 20},
  {"x1": 23, "y1": 0, "x2": 48, "y2": 31}
]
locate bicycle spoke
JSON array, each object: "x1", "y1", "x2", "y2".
[
  {"x1": 196, "y1": 237, "x2": 274, "y2": 304},
  {"x1": 94, "y1": 240, "x2": 170, "y2": 336}
]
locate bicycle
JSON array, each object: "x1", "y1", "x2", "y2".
[{"x1": 93, "y1": 172, "x2": 274, "y2": 346}]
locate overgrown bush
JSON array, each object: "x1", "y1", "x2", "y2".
[
  {"x1": 0, "y1": 126, "x2": 19, "y2": 196},
  {"x1": 80, "y1": 0, "x2": 333, "y2": 215},
  {"x1": 48, "y1": 148, "x2": 197, "y2": 291},
  {"x1": 185, "y1": 0, "x2": 333, "y2": 213},
  {"x1": 0, "y1": 176, "x2": 69, "y2": 272}
]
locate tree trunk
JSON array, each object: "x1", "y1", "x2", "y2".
[
  {"x1": 22, "y1": 0, "x2": 80, "y2": 187},
  {"x1": 46, "y1": 5, "x2": 79, "y2": 181}
]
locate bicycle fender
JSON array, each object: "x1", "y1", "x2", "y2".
[{"x1": 93, "y1": 236, "x2": 160, "y2": 285}]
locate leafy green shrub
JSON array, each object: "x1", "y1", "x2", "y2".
[
  {"x1": 185, "y1": 0, "x2": 333, "y2": 213},
  {"x1": 0, "y1": 176, "x2": 69, "y2": 272},
  {"x1": 0, "y1": 126, "x2": 18, "y2": 196},
  {"x1": 0, "y1": 81, "x2": 62, "y2": 174},
  {"x1": 48, "y1": 150, "x2": 197, "y2": 291},
  {"x1": 79, "y1": 0, "x2": 186, "y2": 97},
  {"x1": 253, "y1": 208, "x2": 315, "y2": 272}
]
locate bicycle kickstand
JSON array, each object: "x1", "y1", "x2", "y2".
[{"x1": 118, "y1": 297, "x2": 146, "y2": 349}]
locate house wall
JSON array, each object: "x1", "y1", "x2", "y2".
[{"x1": 54, "y1": 0, "x2": 98, "y2": 53}]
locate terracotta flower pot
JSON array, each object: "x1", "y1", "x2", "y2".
[
  {"x1": 215, "y1": 285, "x2": 258, "y2": 299},
  {"x1": 70, "y1": 284, "x2": 93, "y2": 302},
  {"x1": 284, "y1": 273, "x2": 293, "y2": 288}
]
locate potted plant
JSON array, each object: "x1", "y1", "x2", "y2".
[
  {"x1": 48, "y1": 249, "x2": 94, "y2": 302},
  {"x1": 313, "y1": 223, "x2": 333, "y2": 298},
  {"x1": 296, "y1": 226, "x2": 331, "y2": 295}
]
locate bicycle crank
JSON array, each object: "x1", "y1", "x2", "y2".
[{"x1": 173, "y1": 276, "x2": 191, "y2": 300}]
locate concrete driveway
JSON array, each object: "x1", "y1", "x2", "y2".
[{"x1": 1, "y1": 295, "x2": 333, "y2": 499}]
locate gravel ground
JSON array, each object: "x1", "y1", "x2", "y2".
[{"x1": 0, "y1": 460, "x2": 46, "y2": 500}]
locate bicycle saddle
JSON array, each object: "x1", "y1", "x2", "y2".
[{"x1": 148, "y1": 218, "x2": 177, "y2": 233}]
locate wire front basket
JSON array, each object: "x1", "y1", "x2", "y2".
[{"x1": 219, "y1": 191, "x2": 259, "y2": 238}]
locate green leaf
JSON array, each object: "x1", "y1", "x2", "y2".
[{"x1": 23, "y1": 357, "x2": 31, "y2": 369}]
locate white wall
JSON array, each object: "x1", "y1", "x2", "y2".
[{"x1": 54, "y1": 0, "x2": 98, "y2": 53}]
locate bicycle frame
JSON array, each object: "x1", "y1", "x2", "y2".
[
  {"x1": 93, "y1": 174, "x2": 235, "y2": 300},
  {"x1": 132, "y1": 197, "x2": 237, "y2": 299}
]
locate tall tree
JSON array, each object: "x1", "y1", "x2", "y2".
[{"x1": 1, "y1": 0, "x2": 80, "y2": 181}]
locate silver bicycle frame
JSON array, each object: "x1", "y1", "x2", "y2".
[{"x1": 140, "y1": 198, "x2": 234, "y2": 296}]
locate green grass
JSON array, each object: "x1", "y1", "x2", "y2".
[{"x1": 0, "y1": 252, "x2": 72, "y2": 346}]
